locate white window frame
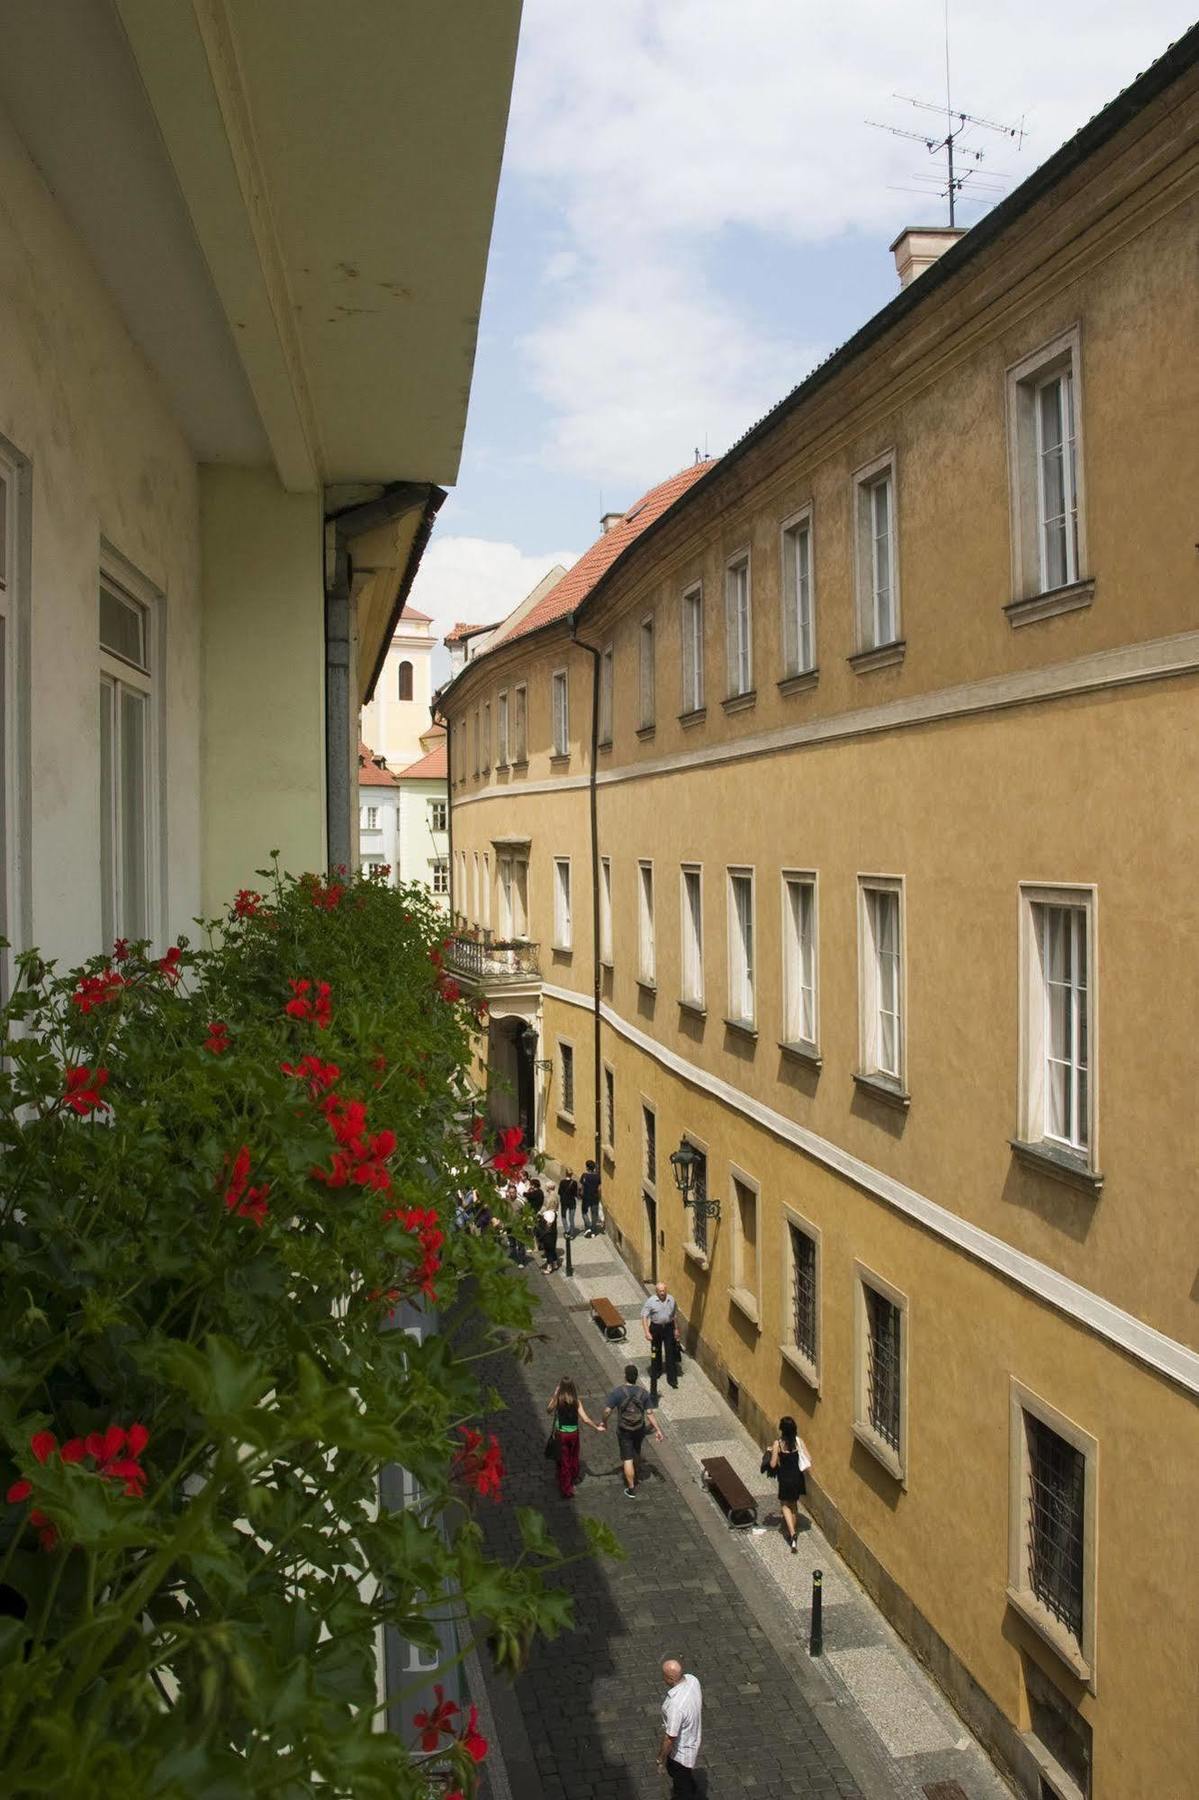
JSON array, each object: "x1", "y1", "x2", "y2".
[
  {"x1": 496, "y1": 690, "x2": 509, "y2": 766},
  {"x1": 599, "y1": 855, "x2": 613, "y2": 967},
  {"x1": 637, "y1": 859, "x2": 656, "y2": 987},
  {"x1": 472, "y1": 709, "x2": 479, "y2": 778},
  {"x1": 781, "y1": 871, "x2": 819, "y2": 1053},
  {"x1": 1007, "y1": 1379, "x2": 1098, "y2": 1688},
  {"x1": 0, "y1": 437, "x2": 29, "y2": 989},
  {"x1": 512, "y1": 857, "x2": 529, "y2": 939},
  {"x1": 638, "y1": 613, "x2": 656, "y2": 731},
  {"x1": 498, "y1": 856, "x2": 513, "y2": 936},
  {"x1": 553, "y1": 855, "x2": 573, "y2": 951},
  {"x1": 724, "y1": 550, "x2": 753, "y2": 699},
  {"x1": 482, "y1": 701, "x2": 491, "y2": 772},
  {"x1": 681, "y1": 583, "x2": 704, "y2": 714},
  {"x1": 512, "y1": 684, "x2": 528, "y2": 764},
  {"x1": 726, "y1": 866, "x2": 756, "y2": 1029},
  {"x1": 551, "y1": 669, "x2": 569, "y2": 758},
  {"x1": 558, "y1": 1037, "x2": 576, "y2": 1122},
  {"x1": 779, "y1": 506, "x2": 816, "y2": 679},
  {"x1": 598, "y1": 644, "x2": 614, "y2": 746},
  {"x1": 602, "y1": 1061, "x2": 616, "y2": 1155},
  {"x1": 852, "y1": 451, "x2": 900, "y2": 652},
  {"x1": 431, "y1": 858, "x2": 449, "y2": 897},
  {"x1": 365, "y1": 805, "x2": 379, "y2": 830},
  {"x1": 728, "y1": 1164, "x2": 762, "y2": 1328},
  {"x1": 781, "y1": 1205, "x2": 821, "y2": 1389},
  {"x1": 471, "y1": 852, "x2": 480, "y2": 924},
  {"x1": 853, "y1": 1262, "x2": 908, "y2": 1483},
  {"x1": 429, "y1": 798, "x2": 447, "y2": 833},
  {"x1": 857, "y1": 876, "x2": 906, "y2": 1093},
  {"x1": 680, "y1": 1133, "x2": 711, "y2": 1269},
  {"x1": 1006, "y1": 326, "x2": 1088, "y2": 607},
  {"x1": 680, "y1": 863, "x2": 704, "y2": 1009},
  {"x1": 1017, "y1": 884, "x2": 1098, "y2": 1174},
  {"x1": 99, "y1": 545, "x2": 163, "y2": 953}
]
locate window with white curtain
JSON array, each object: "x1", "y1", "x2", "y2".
[
  {"x1": 512, "y1": 859, "x2": 529, "y2": 938},
  {"x1": 598, "y1": 645, "x2": 614, "y2": 744},
  {"x1": 1018, "y1": 886, "x2": 1096, "y2": 1168},
  {"x1": 599, "y1": 856, "x2": 613, "y2": 965},
  {"x1": 680, "y1": 865, "x2": 703, "y2": 1006},
  {"x1": 780, "y1": 511, "x2": 815, "y2": 677},
  {"x1": 638, "y1": 615, "x2": 655, "y2": 730},
  {"x1": 858, "y1": 879, "x2": 904, "y2": 1086},
  {"x1": 681, "y1": 584, "x2": 704, "y2": 713},
  {"x1": 727, "y1": 868, "x2": 755, "y2": 1026},
  {"x1": 1006, "y1": 330, "x2": 1088, "y2": 609},
  {"x1": 99, "y1": 562, "x2": 157, "y2": 950},
  {"x1": 498, "y1": 857, "x2": 512, "y2": 935},
  {"x1": 782, "y1": 873, "x2": 818, "y2": 1049},
  {"x1": 553, "y1": 857, "x2": 572, "y2": 950},
  {"x1": 637, "y1": 860, "x2": 655, "y2": 984},
  {"x1": 1035, "y1": 372, "x2": 1080, "y2": 592},
  {"x1": 551, "y1": 670, "x2": 569, "y2": 756},
  {"x1": 725, "y1": 554, "x2": 752, "y2": 697},
  {"x1": 482, "y1": 854, "x2": 491, "y2": 930},
  {"x1": 855, "y1": 467, "x2": 897, "y2": 649}
]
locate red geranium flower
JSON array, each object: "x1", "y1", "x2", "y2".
[
  {"x1": 157, "y1": 944, "x2": 184, "y2": 985},
  {"x1": 461, "y1": 1703, "x2": 489, "y2": 1763},
  {"x1": 233, "y1": 888, "x2": 262, "y2": 919},
  {"x1": 281, "y1": 1054, "x2": 341, "y2": 1096},
  {"x1": 285, "y1": 978, "x2": 333, "y2": 1030},
  {"x1": 204, "y1": 1022, "x2": 230, "y2": 1056},
  {"x1": 63, "y1": 1066, "x2": 110, "y2": 1116},
  {"x1": 112, "y1": 938, "x2": 130, "y2": 962},
  {"x1": 438, "y1": 977, "x2": 461, "y2": 1004},
  {"x1": 491, "y1": 1127, "x2": 527, "y2": 1177},
  {"x1": 71, "y1": 969, "x2": 126, "y2": 1013},
  {"x1": 470, "y1": 1116, "x2": 485, "y2": 1144},
  {"x1": 221, "y1": 1146, "x2": 270, "y2": 1229},
  {"x1": 453, "y1": 1427, "x2": 504, "y2": 1501},
  {"x1": 413, "y1": 1684, "x2": 459, "y2": 1751}
]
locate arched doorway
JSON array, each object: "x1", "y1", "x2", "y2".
[{"x1": 486, "y1": 1013, "x2": 535, "y2": 1144}]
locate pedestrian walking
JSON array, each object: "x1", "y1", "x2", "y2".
[
  {"x1": 579, "y1": 1158, "x2": 602, "y2": 1236},
  {"x1": 601, "y1": 1362, "x2": 663, "y2": 1496},
  {"x1": 657, "y1": 1659, "x2": 702, "y2": 1795},
  {"x1": 557, "y1": 1167, "x2": 579, "y2": 1238},
  {"x1": 545, "y1": 1375, "x2": 602, "y2": 1499},
  {"x1": 767, "y1": 1413, "x2": 810, "y2": 1551},
  {"x1": 535, "y1": 1200, "x2": 561, "y2": 1272},
  {"x1": 641, "y1": 1281, "x2": 681, "y2": 1389}
]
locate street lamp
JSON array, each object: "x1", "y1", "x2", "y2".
[
  {"x1": 519, "y1": 1023, "x2": 553, "y2": 1072},
  {"x1": 669, "y1": 1138, "x2": 720, "y2": 1222}
]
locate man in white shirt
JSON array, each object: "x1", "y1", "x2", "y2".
[{"x1": 657, "y1": 1659, "x2": 702, "y2": 1795}]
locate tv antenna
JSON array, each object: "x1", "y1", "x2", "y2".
[{"x1": 866, "y1": 5, "x2": 1025, "y2": 225}]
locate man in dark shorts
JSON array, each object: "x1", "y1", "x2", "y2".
[{"x1": 601, "y1": 1363, "x2": 663, "y2": 1496}]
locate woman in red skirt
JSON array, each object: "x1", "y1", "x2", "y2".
[{"x1": 545, "y1": 1375, "x2": 602, "y2": 1498}]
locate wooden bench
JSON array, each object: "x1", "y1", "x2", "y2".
[
  {"x1": 590, "y1": 1296, "x2": 627, "y2": 1341},
  {"x1": 700, "y1": 1455, "x2": 758, "y2": 1528}
]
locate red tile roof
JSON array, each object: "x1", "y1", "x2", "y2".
[
  {"x1": 490, "y1": 459, "x2": 715, "y2": 649},
  {"x1": 399, "y1": 604, "x2": 432, "y2": 623},
  {"x1": 398, "y1": 744, "x2": 448, "y2": 780},
  {"x1": 358, "y1": 741, "x2": 400, "y2": 787},
  {"x1": 444, "y1": 619, "x2": 499, "y2": 644}
]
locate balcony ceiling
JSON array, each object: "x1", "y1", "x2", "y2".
[{"x1": 0, "y1": 0, "x2": 520, "y2": 491}]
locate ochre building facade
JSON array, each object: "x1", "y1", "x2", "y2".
[{"x1": 440, "y1": 37, "x2": 1199, "y2": 1800}]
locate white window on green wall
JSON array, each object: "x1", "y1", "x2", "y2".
[{"x1": 99, "y1": 559, "x2": 158, "y2": 950}]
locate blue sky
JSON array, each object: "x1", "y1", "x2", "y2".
[{"x1": 408, "y1": 0, "x2": 1196, "y2": 657}]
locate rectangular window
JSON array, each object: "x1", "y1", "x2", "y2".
[
  {"x1": 638, "y1": 615, "x2": 655, "y2": 730},
  {"x1": 854, "y1": 1265, "x2": 907, "y2": 1480},
  {"x1": 559, "y1": 1041, "x2": 575, "y2": 1118},
  {"x1": 637, "y1": 860, "x2": 655, "y2": 985},
  {"x1": 99, "y1": 562, "x2": 156, "y2": 950},
  {"x1": 512, "y1": 859, "x2": 529, "y2": 939},
  {"x1": 513, "y1": 685, "x2": 527, "y2": 764},
  {"x1": 471, "y1": 853, "x2": 480, "y2": 923},
  {"x1": 683, "y1": 1140, "x2": 709, "y2": 1259},
  {"x1": 365, "y1": 805, "x2": 379, "y2": 829},
  {"x1": 680, "y1": 865, "x2": 704, "y2": 1007},
  {"x1": 782, "y1": 873, "x2": 818, "y2": 1050},
  {"x1": 1008, "y1": 1382, "x2": 1097, "y2": 1683},
  {"x1": 481, "y1": 854, "x2": 491, "y2": 931},
  {"x1": 553, "y1": 856, "x2": 572, "y2": 950},
  {"x1": 598, "y1": 644, "x2": 614, "y2": 745},
  {"x1": 429, "y1": 799, "x2": 447, "y2": 833},
  {"x1": 496, "y1": 691, "x2": 509, "y2": 766},
  {"x1": 727, "y1": 868, "x2": 755, "y2": 1027},
  {"x1": 642, "y1": 1102, "x2": 656, "y2": 1186},
  {"x1": 1018, "y1": 886, "x2": 1096, "y2": 1170},
  {"x1": 0, "y1": 444, "x2": 24, "y2": 987},
  {"x1": 730, "y1": 1171, "x2": 760, "y2": 1323},
  {"x1": 1007, "y1": 330, "x2": 1087, "y2": 606},
  {"x1": 780, "y1": 510, "x2": 815, "y2": 677},
  {"x1": 599, "y1": 856, "x2": 613, "y2": 966},
  {"x1": 498, "y1": 857, "x2": 512, "y2": 935},
  {"x1": 431, "y1": 858, "x2": 448, "y2": 896},
  {"x1": 472, "y1": 710, "x2": 480, "y2": 778},
  {"x1": 725, "y1": 553, "x2": 752, "y2": 697},
  {"x1": 858, "y1": 879, "x2": 904, "y2": 1089},
  {"x1": 783, "y1": 1213, "x2": 820, "y2": 1385},
  {"x1": 482, "y1": 701, "x2": 491, "y2": 771},
  {"x1": 603, "y1": 1064, "x2": 615, "y2": 1153},
  {"x1": 551, "y1": 669, "x2": 569, "y2": 757},
  {"x1": 681, "y1": 584, "x2": 704, "y2": 714}
]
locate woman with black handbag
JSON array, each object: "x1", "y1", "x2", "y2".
[
  {"x1": 544, "y1": 1375, "x2": 602, "y2": 1499},
  {"x1": 766, "y1": 1415, "x2": 811, "y2": 1551}
]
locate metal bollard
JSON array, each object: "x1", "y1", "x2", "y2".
[
  {"x1": 809, "y1": 1569, "x2": 823, "y2": 1657},
  {"x1": 564, "y1": 1230, "x2": 573, "y2": 1278}
]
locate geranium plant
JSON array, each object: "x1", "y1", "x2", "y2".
[{"x1": 0, "y1": 864, "x2": 610, "y2": 1797}]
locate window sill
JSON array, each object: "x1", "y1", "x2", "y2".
[
  {"x1": 1004, "y1": 577, "x2": 1095, "y2": 628},
  {"x1": 637, "y1": 976, "x2": 658, "y2": 994},
  {"x1": 549, "y1": 753, "x2": 570, "y2": 768},
  {"x1": 683, "y1": 1242, "x2": 711, "y2": 1274},
  {"x1": 848, "y1": 639, "x2": 906, "y2": 674},
  {"x1": 722, "y1": 690, "x2": 757, "y2": 715},
  {"x1": 777, "y1": 668, "x2": 819, "y2": 697},
  {"x1": 551, "y1": 943, "x2": 573, "y2": 957},
  {"x1": 556, "y1": 1111, "x2": 576, "y2": 1130},
  {"x1": 495, "y1": 764, "x2": 510, "y2": 779},
  {"x1": 510, "y1": 759, "x2": 528, "y2": 774},
  {"x1": 602, "y1": 1148, "x2": 615, "y2": 1173},
  {"x1": 597, "y1": 737, "x2": 613, "y2": 753},
  {"x1": 729, "y1": 1287, "x2": 761, "y2": 1329},
  {"x1": 779, "y1": 1039, "x2": 822, "y2": 1071},
  {"x1": 723, "y1": 1017, "x2": 758, "y2": 1041},
  {"x1": 780, "y1": 1345, "x2": 820, "y2": 1391},
  {"x1": 678, "y1": 706, "x2": 707, "y2": 728},
  {"x1": 678, "y1": 997, "x2": 707, "y2": 1019},
  {"x1": 635, "y1": 724, "x2": 656, "y2": 742},
  {"x1": 852, "y1": 1421, "x2": 905, "y2": 1484},
  {"x1": 853, "y1": 1070, "x2": 910, "y2": 1111},
  {"x1": 1009, "y1": 1138, "x2": 1103, "y2": 1194},
  {"x1": 1005, "y1": 1585, "x2": 1093, "y2": 1689}
]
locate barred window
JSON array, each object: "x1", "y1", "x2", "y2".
[
  {"x1": 643, "y1": 1104, "x2": 656, "y2": 1186},
  {"x1": 1025, "y1": 1413, "x2": 1086, "y2": 1644},
  {"x1": 790, "y1": 1224, "x2": 817, "y2": 1365},
  {"x1": 865, "y1": 1286, "x2": 901, "y2": 1452},
  {"x1": 603, "y1": 1065, "x2": 615, "y2": 1151},
  {"x1": 559, "y1": 1043, "x2": 575, "y2": 1118},
  {"x1": 687, "y1": 1144, "x2": 709, "y2": 1256}
]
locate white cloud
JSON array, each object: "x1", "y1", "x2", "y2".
[
  {"x1": 504, "y1": 0, "x2": 1195, "y2": 486},
  {"x1": 405, "y1": 535, "x2": 579, "y2": 673}
]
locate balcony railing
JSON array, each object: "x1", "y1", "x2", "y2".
[{"x1": 447, "y1": 934, "x2": 540, "y2": 983}]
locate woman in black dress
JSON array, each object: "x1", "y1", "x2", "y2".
[{"x1": 768, "y1": 1414, "x2": 808, "y2": 1552}]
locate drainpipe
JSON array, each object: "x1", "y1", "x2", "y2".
[
  {"x1": 570, "y1": 621, "x2": 603, "y2": 1177},
  {"x1": 323, "y1": 521, "x2": 355, "y2": 876}
]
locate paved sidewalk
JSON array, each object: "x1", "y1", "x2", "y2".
[{"x1": 507, "y1": 1219, "x2": 1016, "y2": 1800}]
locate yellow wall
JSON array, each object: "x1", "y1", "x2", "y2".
[{"x1": 199, "y1": 466, "x2": 326, "y2": 912}]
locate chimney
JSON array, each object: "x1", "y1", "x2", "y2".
[
  {"x1": 599, "y1": 510, "x2": 625, "y2": 535},
  {"x1": 889, "y1": 225, "x2": 968, "y2": 289}
]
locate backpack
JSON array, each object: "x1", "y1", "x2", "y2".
[{"x1": 617, "y1": 1386, "x2": 647, "y2": 1432}]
